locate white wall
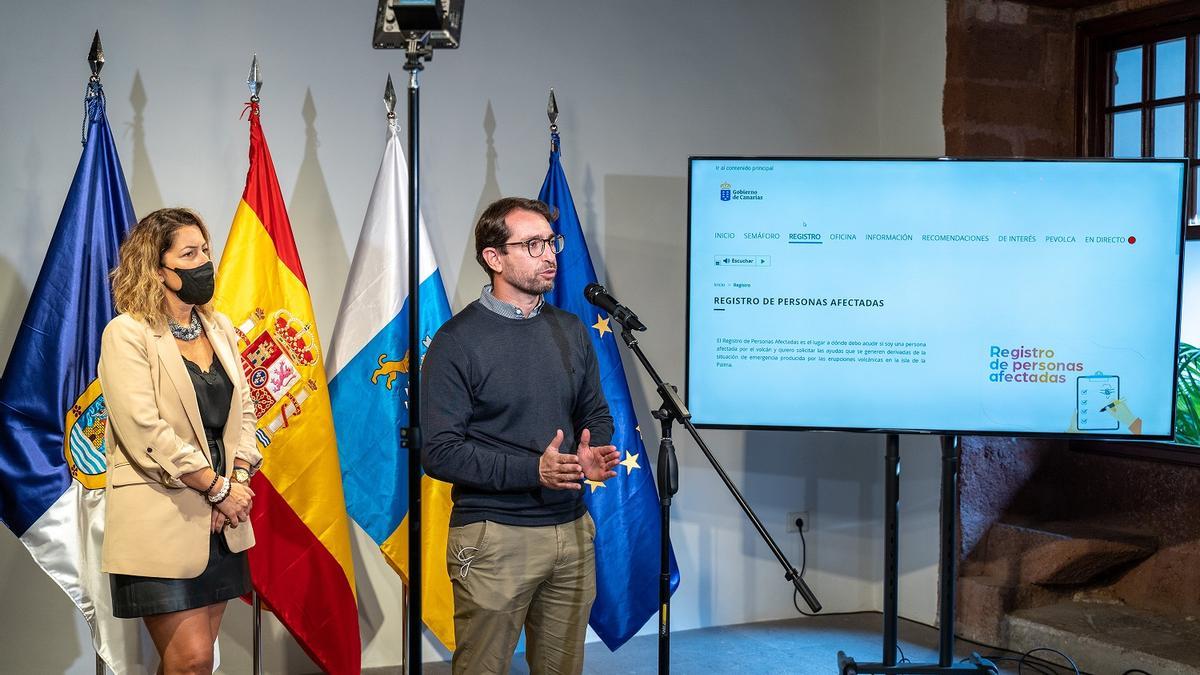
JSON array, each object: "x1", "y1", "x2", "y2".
[{"x1": 0, "y1": 1, "x2": 947, "y2": 672}]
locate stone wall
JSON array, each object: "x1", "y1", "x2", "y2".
[{"x1": 947, "y1": 0, "x2": 1200, "y2": 620}]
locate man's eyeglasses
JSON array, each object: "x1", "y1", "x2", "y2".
[{"x1": 496, "y1": 234, "x2": 566, "y2": 257}]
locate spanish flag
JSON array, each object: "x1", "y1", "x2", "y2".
[{"x1": 214, "y1": 100, "x2": 360, "y2": 675}]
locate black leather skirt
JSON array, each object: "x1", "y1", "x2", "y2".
[{"x1": 109, "y1": 438, "x2": 251, "y2": 618}]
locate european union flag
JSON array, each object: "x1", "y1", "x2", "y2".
[
  {"x1": 0, "y1": 76, "x2": 138, "y2": 671},
  {"x1": 540, "y1": 130, "x2": 680, "y2": 650}
]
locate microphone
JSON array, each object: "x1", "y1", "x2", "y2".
[{"x1": 584, "y1": 283, "x2": 647, "y2": 332}]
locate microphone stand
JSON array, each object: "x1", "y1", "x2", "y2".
[{"x1": 616, "y1": 324, "x2": 822, "y2": 674}]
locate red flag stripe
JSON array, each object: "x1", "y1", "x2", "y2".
[
  {"x1": 248, "y1": 473, "x2": 359, "y2": 675},
  {"x1": 241, "y1": 104, "x2": 307, "y2": 287}
]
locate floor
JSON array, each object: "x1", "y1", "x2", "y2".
[{"x1": 415, "y1": 613, "x2": 1089, "y2": 675}]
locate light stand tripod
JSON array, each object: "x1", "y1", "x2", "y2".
[
  {"x1": 617, "y1": 325, "x2": 822, "y2": 674},
  {"x1": 400, "y1": 34, "x2": 433, "y2": 675}
]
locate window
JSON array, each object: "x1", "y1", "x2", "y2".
[
  {"x1": 1081, "y1": 8, "x2": 1200, "y2": 231},
  {"x1": 1079, "y1": 5, "x2": 1200, "y2": 463}
]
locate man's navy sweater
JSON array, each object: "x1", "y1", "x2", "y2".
[{"x1": 420, "y1": 300, "x2": 613, "y2": 527}]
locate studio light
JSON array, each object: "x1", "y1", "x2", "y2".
[{"x1": 373, "y1": 0, "x2": 464, "y2": 51}]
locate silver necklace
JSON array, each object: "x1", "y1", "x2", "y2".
[{"x1": 168, "y1": 311, "x2": 203, "y2": 341}]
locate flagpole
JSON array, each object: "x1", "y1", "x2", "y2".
[
  {"x1": 88, "y1": 32, "x2": 110, "y2": 675},
  {"x1": 253, "y1": 591, "x2": 263, "y2": 675},
  {"x1": 402, "y1": 34, "x2": 432, "y2": 675},
  {"x1": 89, "y1": 35, "x2": 107, "y2": 675},
  {"x1": 383, "y1": 74, "x2": 413, "y2": 675},
  {"x1": 241, "y1": 57, "x2": 268, "y2": 675},
  {"x1": 401, "y1": 584, "x2": 410, "y2": 672}
]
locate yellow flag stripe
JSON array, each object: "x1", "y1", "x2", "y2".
[
  {"x1": 381, "y1": 475, "x2": 456, "y2": 650},
  {"x1": 218, "y1": 199, "x2": 355, "y2": 589}
]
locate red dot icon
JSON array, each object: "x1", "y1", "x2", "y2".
[{"x1": 1128, "y1": 236, "x2": 1136, "y2": 244}]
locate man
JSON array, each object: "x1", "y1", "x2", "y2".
[{"x1": 421, "y1": 197, "x2": 620, "y2": 675}]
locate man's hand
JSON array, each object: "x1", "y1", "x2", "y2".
[
  {"x1": 577, "y1": 428, "x2": 619, "y2": 482},
  {"x1": 539, "y1": 429, "x2": 584, "y2": 490}
]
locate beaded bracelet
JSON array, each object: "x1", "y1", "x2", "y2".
[
  {"x1": 204, "y1": 474, "x2": 220, "y2": 495},
  {"x1": 206, "y1": 477, "x2": 231, "y2": 504}
]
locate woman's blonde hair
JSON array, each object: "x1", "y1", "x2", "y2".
[{"x1": 111, "y1": 208, "x2": 214, "y2": 326}]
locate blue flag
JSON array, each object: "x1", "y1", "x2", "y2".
[
  {"x1": 540, "y1": 131, "x2": 680, "y2": 650},
  {"x1": 0, "y1": 79, "x2": 140, "y2": 670}
]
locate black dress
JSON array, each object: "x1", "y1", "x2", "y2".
[{"x1": 110, "y1": 356, "x2": 252, "y2": 618}]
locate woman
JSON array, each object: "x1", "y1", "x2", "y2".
[{"x1": 99, "y1": 208, "x2": 260, "y2": 674}]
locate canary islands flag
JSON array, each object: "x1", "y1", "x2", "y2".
[
  {"x1": 214, "y1": 100, "x2": 360, "y2": 675},
  {"x1": 328, "y1": 112, "x2": 456, "y2": 648},
  {"x1": 539, "y1": 130, "x2": 680, "y2": 649}
]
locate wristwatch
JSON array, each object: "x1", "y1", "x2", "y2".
[{"x1": 233, "y1": 467, "x2": 251, "y2": 484}]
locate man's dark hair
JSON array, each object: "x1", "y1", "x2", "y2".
[{"x1": 474, "y1": 197, "x2": 558, "y2": 278}]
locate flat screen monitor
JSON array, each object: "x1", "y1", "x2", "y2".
[{"x1": 686, "y1": 158, "x2": 1186, "y2": 439}]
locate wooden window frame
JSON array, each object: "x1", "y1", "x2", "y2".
[
  {"x1": 1075, "y1": 2, "x2": 1200, "y2": 466},
  {"x1": 1078, "y1": 2, "x2": 1200, "y2": 233}
]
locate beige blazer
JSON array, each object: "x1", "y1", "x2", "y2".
[{"x1": 98, "y1": 310, "x2": 262, "y2": 578}]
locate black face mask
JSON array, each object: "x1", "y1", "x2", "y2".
[{"x1": 164, "y1": 261, "x2": 215, "y2": 305}]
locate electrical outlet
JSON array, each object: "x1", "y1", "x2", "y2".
[{"x1": 787, "y1": 511, "x2": 809, "y2": 533}]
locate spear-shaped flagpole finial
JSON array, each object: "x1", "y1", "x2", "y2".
[
  {"x1": 82, "y1": 30, "x2": 105, "y2": 145},
  {"x1": 384, "y1": 74, "x2": 397, "y2": 120},
  {"x1": 547, "y1": 88, "x2": 560, "y2": 152},
  {"x1": 88, "y1": 30, "x2": 104, "y2": 81},
  {"x1": 247, "y1": 54, "x2": 262, "y2": 101}
]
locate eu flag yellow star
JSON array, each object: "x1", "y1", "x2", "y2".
[
  {"x1": 592, "y1": 314, "x2": 612, "y2": 338},
  {"x1": 584, "y1": 479, "x2": 606, "y2": 493},
  {"x1": 620, "y1": 451, "x2": 641, "y2": 473}
]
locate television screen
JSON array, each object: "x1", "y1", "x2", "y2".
[{"x1": 687, "y1": 158, "x2": 1186, "y2": 439}]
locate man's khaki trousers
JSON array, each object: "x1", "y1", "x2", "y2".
[{"x1": 446, "y1": 513, "x2": 597, "y2": 675}]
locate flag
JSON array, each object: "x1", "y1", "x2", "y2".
[
  {"x1": 214, "y1": 100, "x2": 360, "y2": 675},
  {"x1": 539, "y1": 131, "x2": 680, "y2": 649},
  {"x1": 328, "y1": 113, "x2": 456, "y2": 647},
  {"x1": 0, "y1": 78, "x2": 145, "y2": 673}
]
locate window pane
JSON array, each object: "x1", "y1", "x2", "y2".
[
  {"x1": 1112, "y1": 110, "x2": 1142, "y2": 157},
  {"x1": 1154, "y1": 104, "x2": 1185, "y2": 157},
  {"x1": 1155, "y1": 38, "x2": 1186, "y2": 99},
  {"x1": 1113, "y1": 47, "x2": 1142, "y2": 105}
]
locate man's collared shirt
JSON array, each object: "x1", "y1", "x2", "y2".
[{"x1": 479, "y1": 284, "x2": 543, "y2": 319}]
